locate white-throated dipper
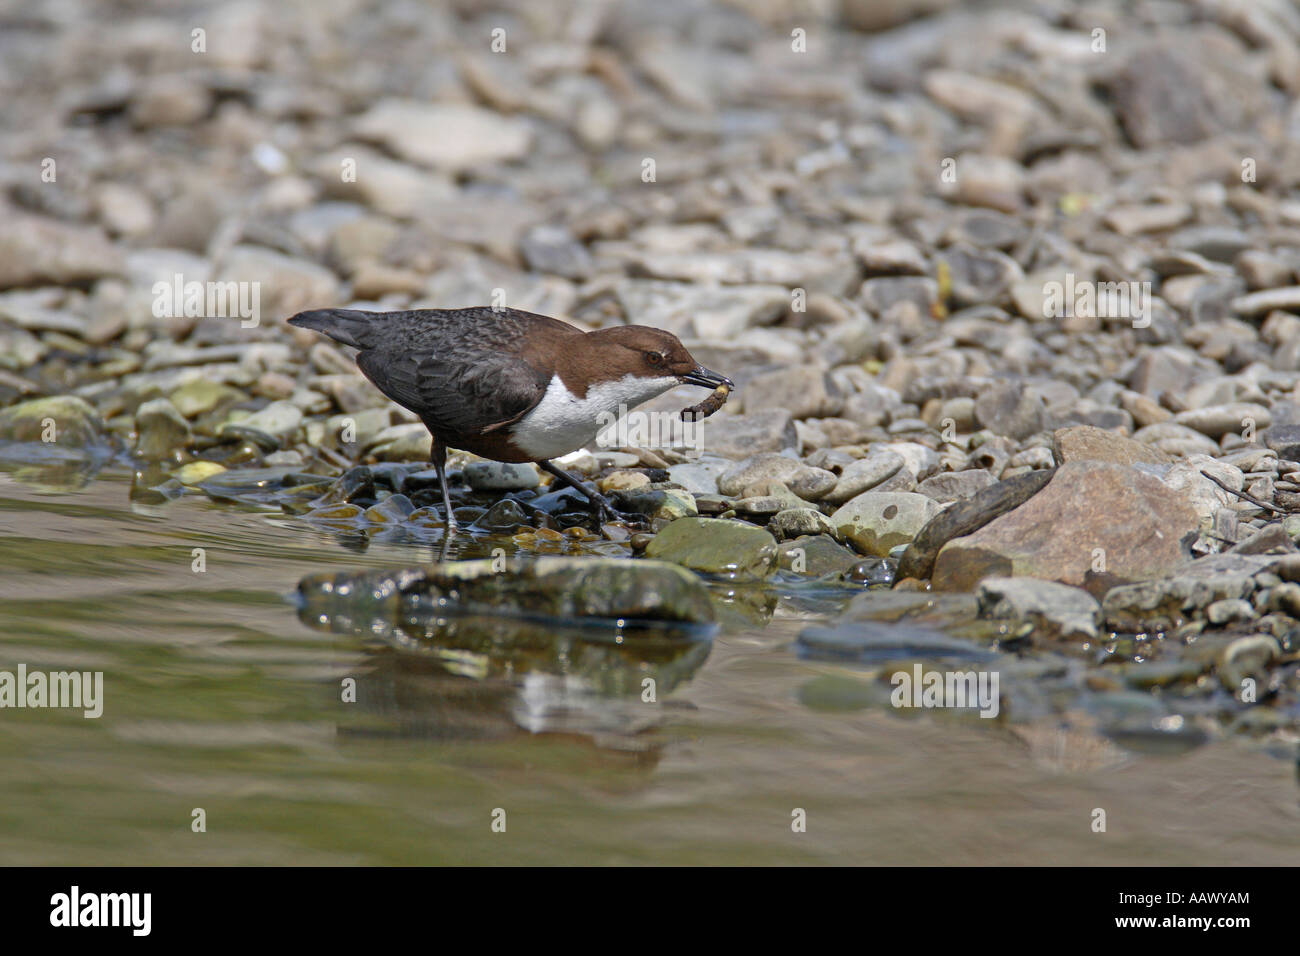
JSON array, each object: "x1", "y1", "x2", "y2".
[{"x1": 288, "y1": 307, "x2": 734, "y2": 531}]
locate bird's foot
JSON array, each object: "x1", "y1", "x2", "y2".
[
  {"x1": 589, "y1": 493, "x2": 648, "y2": 529},
  {"x1": 595, "y1": 498, "x2": 617, "y2": 524}
]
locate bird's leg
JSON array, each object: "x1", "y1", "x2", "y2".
[
  {"x1": 538, "y1": 459, "x2": 620, "y2": 523},
  {"x1": 431, "y1": 438, "x2": 459, "y2": 534}
]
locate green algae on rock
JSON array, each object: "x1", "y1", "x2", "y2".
[
  {"x1": 0, "y1": 395, "x2": 106, "y2": 448},
  {"x1": 298, "y1": 556, "x2": 717, "y2": 630},
  {"x1": 643, "y1": 516, "x2": 777, "y2": 579}
]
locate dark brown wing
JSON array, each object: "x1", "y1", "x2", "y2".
[
  {"x1": 320, "y1": 307, "x2": 577, "y2": 437},
  {"x1": 357, "y1": 346, "x2": 548, "y2": 436}
]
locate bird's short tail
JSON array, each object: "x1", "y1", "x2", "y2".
[{"x1": 287, "y1": 309, "x2": 379, "y2": 349}]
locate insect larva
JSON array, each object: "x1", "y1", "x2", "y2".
[{"x1": 681, "y1": 383, "x2": 731, "y2": 422}]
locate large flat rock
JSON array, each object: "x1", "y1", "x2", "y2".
[{"x1": 932, "y1": 461, "x2": 1200, "y2": 595}]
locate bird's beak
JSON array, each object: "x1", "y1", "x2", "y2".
[{"x1": 681, "y1": 366, "x2": 734, "y2": 389}]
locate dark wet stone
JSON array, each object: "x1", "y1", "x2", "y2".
[
  {"x1": 193, "y1": 438, "x2": 264, "y2": 467},
  {"x1": 298, "y1": 557, "x2": 716, "y2": 627},
  {"x1": 365, "y1": 493, "x2": 416, "y2": 523},
  {"x1": 130, "y1": 475, "x2": 185, "y2": 504},
  {"x1": 400, "y1": 468, "x2": 448, "y2": 494},
  {"x1": 796, "y1": 618, "x2": 996, "y2": 664},
  {"x1": 367, "y1": 461, "x2": 421, "y2": 491},
  {"x1": 317, "y1": 466, "x2": 376, "y2": 505},
  {"x1": 308, "y1": 503, "x2": 366, "y2": 521},
  {"x1": 408, "y1": 486, "x2": 454, "y2": 510},
  {"x1": 1102, "y1": 718, "x2": 1211, "y2": 756},
  {"x1": 897, "y1": 468, "x2": 1055, "y2": 581},
  {"x1": 193, "y1": 465, "x2": 301, "y2": 503},
  {"x1": 214, "y1": 423, "x2": 280, "y2": 453},
  {"x1": 283, "y1": 472, "x2": 335, "y2": 491},
  {"x1": 472, "y1": 498, "x2": 531, "y2": 532},
  {"x1": 693, "y1": 494, "x2": 732, "y2": 515},
  {"x1": 527, "y1": 486, "x2": 591, "y2": 514},
  {"x1": 844, "y1": 557, "x2": 896, "y2": 588},
  {"x1": 280, "y1": 490, "x2": 324, "y2": 515},
  {"x1": 133, "y1": 397, "x2": 190, "y2": 460}
]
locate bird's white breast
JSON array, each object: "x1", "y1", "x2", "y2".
[{"x1": 511, "y1": 372, "x2": 679, "y2": 461}]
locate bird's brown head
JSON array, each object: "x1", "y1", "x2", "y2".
[{"x1": 586, "y1": 325, "x2": 734, "y2": 389}]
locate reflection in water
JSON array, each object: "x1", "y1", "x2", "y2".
[
  {"x1": 295, "y1": 560, "x2": 714, "y2": 744},
  {"x1": 0, "y1": 440, "x2": 112, "y2": 492}
]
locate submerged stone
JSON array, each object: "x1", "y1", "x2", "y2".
[
  {"x1": 364, "y1": 493, "x2": 416, "y2": 523},
  {"x1": 797, "y1": 617, "x2": 996, "y2": 664},
  {"x1": 133, "y1": 397, "x2": 190, "y2": 460},
  {"x1": 173, "y1": 460, "x2": 227, "y2": 485}
]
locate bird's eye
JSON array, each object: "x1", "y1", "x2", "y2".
[{"x1": 646, "y1": 351, "x2": 664, "y2": 366}]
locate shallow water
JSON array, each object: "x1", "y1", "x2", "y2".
[{"x1": 1, "y1": 465, "x2": 1298, "y2": 865}]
